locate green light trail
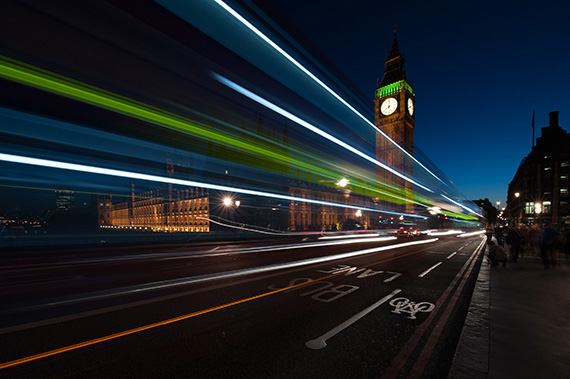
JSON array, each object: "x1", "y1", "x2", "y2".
[{"x1": 0, "y1": 54, "x2": 424, "y2": 208}]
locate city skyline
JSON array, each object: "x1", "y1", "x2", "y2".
[{"x1": 269, "y1": 0, "x2": 570, "y2": 206}]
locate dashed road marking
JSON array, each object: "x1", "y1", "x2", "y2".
[{"x1": 446, "y1": 252, "x2": 457, "y2": 260}]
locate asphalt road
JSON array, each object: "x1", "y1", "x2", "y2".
[{"x1": 0, "y1": 233, "x2": 486, "y2": 378}]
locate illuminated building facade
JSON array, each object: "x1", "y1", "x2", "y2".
[
  {"x1": 506, "y1": 111, "x2": 570, "y2": 226},
  {"x1": 374, "y1": 28, "x2": 415, "y2": 213},
  {"x1": 98, "y1": 188, "x2": 209, "y2": 232}
]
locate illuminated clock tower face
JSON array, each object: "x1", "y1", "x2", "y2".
[
  {"x1": 381, "y1": 98, "x2": 398, "y2": 115},
  {"x1": 407, "y1": 98, "x2": 414, "y2": 116}
]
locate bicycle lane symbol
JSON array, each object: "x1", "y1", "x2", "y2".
[{"x1": 389, "y1": 297, "x2": 435, "y2": 319}]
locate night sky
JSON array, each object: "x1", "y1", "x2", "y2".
[{"x1": 269, "y1": 0, "x2": 570, "y2": 207}]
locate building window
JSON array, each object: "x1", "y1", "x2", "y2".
[
  {"x1": 561, "y1": 189, "x2": 569, "y2": 197},
  {"x1": 542, "y1": 201, "x2": 551, "y2": 214},
  {"x1": 544, "y1": 166, "x2": 551, "y2": 171},
  {"x1": 525, "y1": 202, "x2": 534, "y2": 215},
  {"x1": 562, "y1": 161, "x2": 570, "y2": 167},
  {"x1": 561, "y1": 175, "x2": 569, "y2": 180}
]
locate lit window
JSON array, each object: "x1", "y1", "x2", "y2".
[
  {"x1": 561, "y1": 188, "x2": 569, "y2": 196},
  {"x1": 544, "y1": 166, "x2": 551, "y2": 171},
  {"x1": 561, "y1": 175, "x2": 569, "y2": 180},
  {"x1": 562, "y1": 161, "x2": 570, "y2": 167},
  {"x1": 525, "y1": 202, "x2": 534, "y2": 215},
  {"x1": 543, "y1": 201, "x2": 551, "y2": 214}
]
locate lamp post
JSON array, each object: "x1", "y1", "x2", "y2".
[{"x1": 534, "y1": 202, "x2": 542, "y2": 223}]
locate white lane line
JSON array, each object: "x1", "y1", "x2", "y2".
[
  {"x1": 446, "y1": 252, "x2": 457, "y2": 260},
  {"x1": 457, "y1": 246, "x2": 465, "y2": 251},
  {"x1": 418, "y1": 262, "x2": 443, "y2": 278},
  {"x1": 305, "y1": 289, "x2": 402, "y2": 350}
]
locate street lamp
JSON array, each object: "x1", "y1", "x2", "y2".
[
  {"x1": 336, "y1": 178, "x2": 349, "y2": 188},
  {"x1": 514, "y1": 192, "x2": 520, "y2": 198},
  {"x1": 496, "y1": 200, "x2": 501, "y2": 209}
]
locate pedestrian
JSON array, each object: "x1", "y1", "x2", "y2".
[
  {"x1": 541, "y1": 223, "x2": 559, "y2": 269},
  {"x1": 506, "y1": 226, "x2": 522, "y2": 262},
  {"x1": 487, "y1": 240, "x2": 508, "y2": 267},
  {"x1": 562, "y1": 226, "x2": 570, "y2": 259},
  {"x1": 529, "y1": 225, "x2": 541, "y2": 257},
  {"x1": 494, "y1": 226, "x2": 504, "y2": 246}
]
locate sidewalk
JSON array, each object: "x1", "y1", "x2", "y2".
[{"x1": 449, "y1": 249, "x2": 570, "y2": 378}]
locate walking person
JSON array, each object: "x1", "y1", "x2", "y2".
[
  {"x1": 541, "y1": 223, "x2": 559, "y2": 269},
  {"x1": 506, "y1": 226, "x2": 522, "y2": 262}
]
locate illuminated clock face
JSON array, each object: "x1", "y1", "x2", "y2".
[
  {"x1": 381, "y1": 98, "x2": 398, "y2": 115},
  {"x1": 407, "y1": 98, "x2": 414, "y2": 116}
]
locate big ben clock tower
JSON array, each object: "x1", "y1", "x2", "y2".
[{"x1": 375, "y1": 27, "x2": 415, "y2": 212}]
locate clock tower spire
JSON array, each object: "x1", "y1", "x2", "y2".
[
  {"x1": 375, "y1": 28, "x2": 415, "y2": 213},
  {"x1": 379, "y1": 25, "x2": 407, "y2": 88}
]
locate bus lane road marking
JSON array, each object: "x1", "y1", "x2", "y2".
[{"x1": 305, "y1": 289, "x2": 402, "y2": 350}]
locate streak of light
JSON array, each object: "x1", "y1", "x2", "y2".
[
  {"x1": 213, "y1": 74, "x2": 434, "y2": 193},
  {"x1": 318, "y1": 233, "x2": 381, "y2": 240},
  {"x1": 0, "y1": 238, "x2": 438, "y2": 370},
  {"x1": 212, "y1": 0, "x2": 446, "y2": 185},
  {"x1": 0, "y1": 152, "x2": 426, "y2": 219},
  {"x1": 440, "y1": 194, "x2": 483, "y2": 217},
  {"x1": 426, "y1": 230, "x2": 464, "y2": 236},
  {"x1": 458, "y1": 230, "x2": 486, "y2": 238},
  {"x1": 198, "y1": 216, "x2": 290, "y2": 236},
  {"x1": 48, "y1": 236, "x2": 415, "y2": 308}
]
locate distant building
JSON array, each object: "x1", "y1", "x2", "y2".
[
  {"x1": 506, "y1": 111, "x2": 570, "y2": 226},
  {"x1": 55, "y1": 189, "x2": 74, "y2": 211},
  {"x1": 98, "y1": 187, "x2": 210, "y2": 233}
]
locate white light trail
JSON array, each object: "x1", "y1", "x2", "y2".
[
  {"x1": 440, "y1": 194, "x2": 483, "y2": 217},
  {"x1": 213, "y1": 0, "x2": 445, "y2": 185},
  {"x1": 214, "y1": 74, "x2": 433, "y2": 193},
  {"x1": 318, "y1": 233, "x2": 381, "y2": 240},
  {"x1": 458, "y1": 230, "x2": 486, "y2": 238},
  {"x1": 427, "y1": 230, "x2": 464, "y2": 236},
  {"x1": 0, "y1": 152, "x2": 427, "y2": 218},
  {"x1": 48, "y1": 238, "x2": 439, "y2": 305}
]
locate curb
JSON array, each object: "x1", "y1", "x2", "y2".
[{"x1": 448, "y1": 254, "x2": 490, "y2": 378}]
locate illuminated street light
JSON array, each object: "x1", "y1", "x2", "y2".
[
  {"x1": 336, "y1": 178, "x2": 349, "y2": 188},
  {"x1": 514, "y1": 192, "x2": 520, "y2": 198},
  {"x1": 223, "y1": 197, "x2": 232, "y2": 206},
  {"x1": 534, "y1": 202, "x2": 542, "y2": 214},
  {"x1": 235, "y1": 200, "x2": 241, "y2": 207},
  {"x1": 355, "y1": 210, "x2": 362, "y2": 217}
]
